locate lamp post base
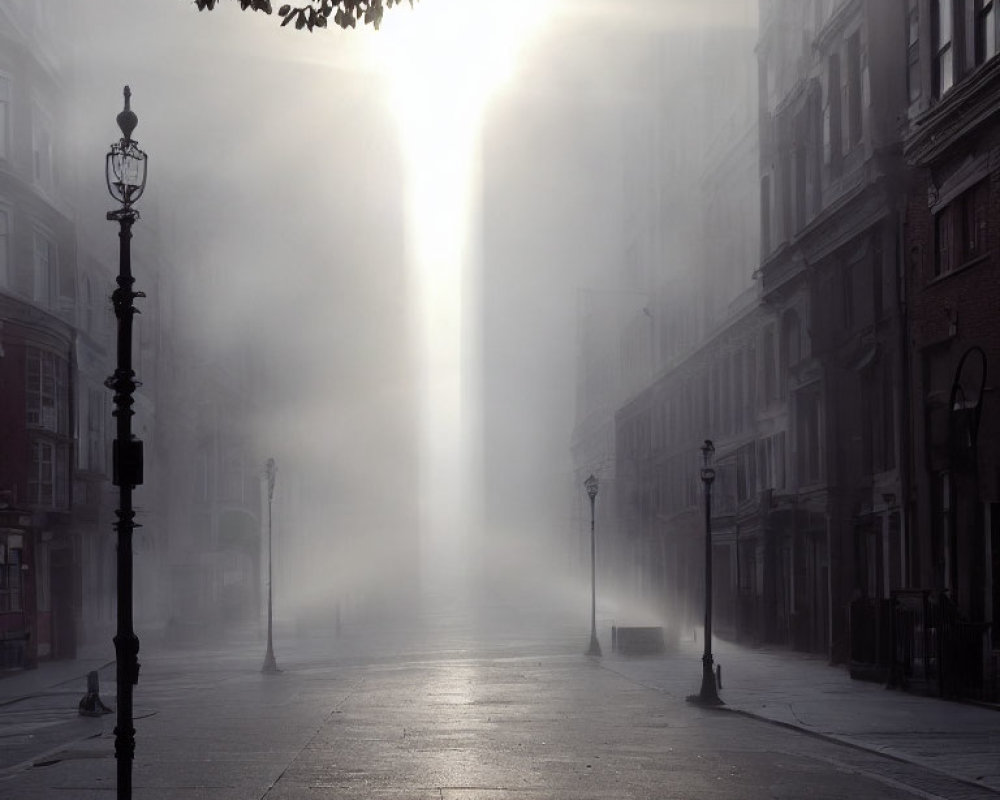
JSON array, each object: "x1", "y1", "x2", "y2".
[
  {"x1": 686, "y1": 657, "x2": 723, "y2": 706},
  {"x1": 586, "y1": 633, "x2": 602, "y2": 657},
  {"x1": 261, "y1": 648, "x2": 279, "y2": 674}
]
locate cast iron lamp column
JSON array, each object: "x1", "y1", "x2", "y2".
[
  {"x1": 584, "y1": 474, "x2": 601, "y2": 656},
  {"x1": 105, "y1": 86, "x2": 148, "y2": 800},
  {"x1": 262, "y1": 457, "x2": 279, "y2": 673},
  {"x1": 689, "y1": 440, "x2": 723, "y2": 705}
]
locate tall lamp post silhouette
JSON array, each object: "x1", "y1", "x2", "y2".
[
  {"x1": 584, "y1": 474, "x2": 601, "y2": 656},
  {"x1": 105, "y1": 85, "x2": 148, "y2": 800},
  {"x1": 689, "y1": 440, "x2": 723, "y2": 705},
  {"x1": 262, "y1": 457, "x2": 279, "y2": 673}
]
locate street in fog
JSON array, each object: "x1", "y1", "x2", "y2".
[
  {"x1": 3, "y1": 579, "x2": 1000, "y2": 800},
  {"x1": 3, "y1": 611, "x2": 998, "y2": 800},
  {"x1": 3, "y1": 1, "x2": 1000, "y2": 799}
]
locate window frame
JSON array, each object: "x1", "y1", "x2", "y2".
[
  {"x1": 31, "y1": 228, "x2": 56, "y2": 307},
  {"x1": 933, "y1": 0, "x2": 955, "y2": 98},
  {"x1": 933, "y1": 178, "x2": 991, "y2": 278},
  {"x1": 907, "y1": 0, "x2": 921, "y2": 103},
  {"x1": 975, "y1": 0, "x2": 997, "y2": 65}
]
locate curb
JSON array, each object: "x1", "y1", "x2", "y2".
[{"x1": 716, "y1": 703, "x2": 1000, "y2": 797}]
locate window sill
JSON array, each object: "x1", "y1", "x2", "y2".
[{"x1": 928, "y1": 253, "x2": 991, "y2": 286}]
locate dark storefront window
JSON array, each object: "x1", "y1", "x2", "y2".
[{"x1": 0, "y1": 544, "x2": 23, "y2": 612}]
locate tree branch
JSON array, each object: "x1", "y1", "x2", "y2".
[{"x1": 192, "y1": 0, "x2": 416, "y2": 32}]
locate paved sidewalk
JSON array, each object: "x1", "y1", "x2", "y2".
[
  {"x1": 604, "y1": 631, "x2": 1000, "y2": 795},
  {"x1": 0, "y1": 646, "x2": 115, "y2": 707}
]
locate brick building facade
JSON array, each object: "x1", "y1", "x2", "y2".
[{"x1": 900, "y1": 0, "x2": 1000, "y2": 698}]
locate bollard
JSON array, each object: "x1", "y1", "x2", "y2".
[
  {"x1": 715, "y1": 663, "x2": 722, "y2": 690},
  {"x1": 79, "y1": 670, "x2": 112, "y2": 717},
  {"x1": 611, "y1": 625, "x2": 617, "y2": 653}
]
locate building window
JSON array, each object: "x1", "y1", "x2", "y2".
[
  {"x1": 760, "y1": 174, "x2": 772, "y2": 255},
  {"x1": 826, "y1": 52, "x2": 842, "y2": 174},
  {"x1": 0, "y1": 206, "x2": 9, "y2": 289},
  {"x1": 975, "y1": 0, "x2": 997, "y2": 65},
  {"x1": 734, "y1": 350, "x2": 745, "y2": 432},
  {"x1": 736, "y1": 442, "x2": 757, "y2": 504},
  {"x1": 934, "y1": 178, "x2": 990, "y2": 277},
  {"x1": 797, "y1": 390, "x2": 822, "y2": 485},
  {"x1": 0, "y1": 542, "x2": 23, "y2": 612},
  {"x1": 795, "y1": 139, "x2": 807, "y2": 232},
  {"x1": 774, "y1": 431, "x2": 787, "y2": 489},
  {"x1": 878, "y1": 359, "x2": 896, "y2": 471},
  {"x1": 781, "y1": 309, "x2": 802, "y2": 373},
  {"x1": 933, "y1": 0, "x2": 955, "y2": 98},
  {"x1": 962, "y1": 179, "x2": 990, "y2": 261},
  {"x1": 846, "y1": 31, "x2": 863, "y2": 148},
  {"x1": 33, "y1": 230, "x2": 56, "y2": 306},
  {"x1": 762, "y1": 325, "x2": 777, "y2": 404},
  {"x1": 28, "y1": 439, "x2": 67, "y2": 509},
  {"x1": 29, "y1": 440, "x2": 55, "y2": 506},
  {"x1": 908, "y1": 0, "x2": 921, "y2": 102},
  {"x1": 32, "y1": 105, "x2": 54, "y2": 191},
  {"x1": 26, "y1": 347, "x2": 67, "y2": 433},
  {"x1": 0, "y1": 74, "x2": 9, "y2": 162},
  {"x1": 86, "y1": 387, "x2": 106, "y2": 473}
]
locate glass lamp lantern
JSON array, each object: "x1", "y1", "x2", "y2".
[
  {"x1": 106, "y1": 86, "x2": 147, "y2": 208},
  {"x1": 700, "y1": 440, "x2": 716, "y2": 484}
]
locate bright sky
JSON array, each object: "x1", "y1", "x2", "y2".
[{"x1": 369, "y1": 0, "x2": 552, "y2": 573}]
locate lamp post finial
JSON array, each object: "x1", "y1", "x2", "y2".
[{"x1": 116, "y1": 85, "x2": 138, "y2": 142}]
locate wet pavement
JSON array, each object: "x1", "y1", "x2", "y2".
[{"x1": 0, "y1": 607, "x2": 998, "y2": 799}]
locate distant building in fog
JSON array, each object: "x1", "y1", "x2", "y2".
[
  {"x1": 0, "y1": 1, "x2": 266, "y2": 669},
  {"x1": 0, "y1": 1, "x2": 95, "y2": 667}
]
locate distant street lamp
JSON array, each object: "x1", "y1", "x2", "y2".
[
  {"x1": 105, "y1": 85, "x2": 148, "y2": 800},
  {"x1": 262, "y1": 457, "x2": 279, "y2": 674},
  {"x1": 584, "y1": 473, "x2": 601, "y2": 657},
  {"x1": 689, "y1": 440, "x2": 723, "y2": 705}
]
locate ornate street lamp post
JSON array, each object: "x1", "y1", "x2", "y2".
[
  {"x1": 262, "y1": 457, "x2": 279, "y2": 673},
  {"x1": 105, "y1": 85, "x2": 148, "y2": 800},
  {"x1": 584, "y1": 473, "x2": 601, "y2": 657},
  {"x1": 947, "y1": 346, "x2": 987, "y2": 594},
  {"x1": 690, "y1": 440, "x2": 723, "y2": 705}
]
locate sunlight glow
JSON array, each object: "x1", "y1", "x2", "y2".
[{"x1": 370, "y1": 0, "x2": 551, "y2": 579}]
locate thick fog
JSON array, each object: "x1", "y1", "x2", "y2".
[{"x1": 53, "y1": 0, "x2": 755, "y2": 643}]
